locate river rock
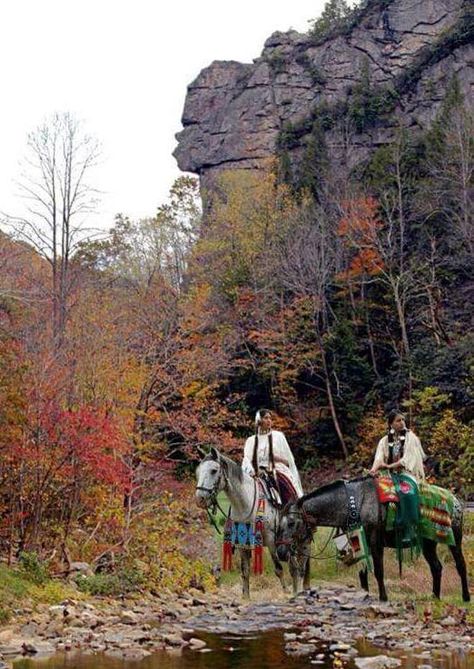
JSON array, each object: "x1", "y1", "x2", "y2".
[
  {"x1": 165, "y1": 646, "x2": 183, "y2": 656},
  {"x1": 191, "y1": 597, "x2": 207, "y2": 606},
  {"x1": 355, "y1": 656, "x2": 402, "y2": 669},
  {"x1": 440, "y1": 616, "x2": 457, "y2": 626},
  {"x1": 0, "y1": 636, "x2": 27, "y2": 656},
  {"x1": 120, "y1": 610, "x2": 138, "y2": 624},
  {"x1": 189, "y1": 637, "x2": 207, "y2": 650},
  {"x1": 285, "y1": 641, "x2": 318, "y2": 656},
  {"x1": 22, "y1": 640, "x2": 55, "y2": 655},
  {"x1": 48, "y1": 605, "x2": 67, "y2": 616},
  {"x1": 19, "y1": 622, "x2": 39, "y2": 637},
  {"x1": 330, "y1": 643, "x2": 352, "y2": 651},
  {"x1": 42, "y1": 620, "x2": 65, "y2": 638},
  {"x1": 122, "y1": 648, "x2": 152, "y2": 661},
  {"x1": 104, "y1": 648, "x2": 125, "y2": 659},
  {"x1": 163, "y1": 632, "x2": 185, "y2": 647},
  {"x1": 365, "y1": 605, "x2": 398, "y2": 619},
  {"x1": 180, "y1": 628, "x2": 197, "y2": 641}
]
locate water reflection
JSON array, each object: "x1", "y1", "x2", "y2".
[{"x1": 13, "y1": 630, "x2": 474, "y2": 669}]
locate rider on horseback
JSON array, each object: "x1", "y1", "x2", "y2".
[
  {"x1": 369, "y1": 410, "x2": 426, "y2": 482},
  {"x1": 242, "y1": 409, "x2": 303, "y2": 506}
]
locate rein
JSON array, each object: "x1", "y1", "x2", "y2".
[
  {"x1": 196, "y1": 482, "x2": 229, "y2": 534},
  {"x1": 196, "y1": 464, "x2": 258, "y2": 533},
  {"x1": 279, "y1": 481, "x2": 365, "y2": 561},
  {"x1": 277, "y1": 508, "x2": 338, "y2": 561}
]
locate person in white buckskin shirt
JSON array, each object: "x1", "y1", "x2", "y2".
[
  {"x1": 369, "y1": 409, "x2": 426, "y2": 482},
  {"x1": 242, "y1": 409, "x2": 303, "y2": 503}
]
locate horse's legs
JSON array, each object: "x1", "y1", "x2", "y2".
[
  {"x1": 288, "y1": 555, "x2": 303, "y2": 595},
  {"x1": 240, "y1": 548, "x2": 251, "y2": 600},
  {"x1": 303, "y1": 548, "x2": 311, "y2": 590},
  {"x1": 359, "y1": 567, "x2": 369, "y2": 592},
  {"x1": 422, "y1": 539, "x2": 442, "y2": 599},
  {"x1": 269, "y1": 547, "x2": 289, "y2": 593},
  {"x1": 448, "y1": 542, "x2": 470, "y2": 602},
  {"x1": 369, "y1": 529, "x2": 387, "y2": 601},
  {"x1": 287, "y1": 543, "x2": 311, "y2": 595}
]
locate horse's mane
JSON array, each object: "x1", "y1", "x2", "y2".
[
  {"x1": 202, "y1": 450, "x2": 244, "y2": 483},
  {"x1": 298, "y1": 475, "x2": 372, "y2": 506}
]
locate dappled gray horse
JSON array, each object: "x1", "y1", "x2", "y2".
[
  {"x1": 276, "y1": 476, "x2": 470, "y2": 602},
  {"x1": 196, "y1": 447, "x2": 310, "y2": 599}
]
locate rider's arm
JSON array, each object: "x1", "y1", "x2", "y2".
[
  {"x1": 280, "y1": 433, "x2": 303, "y2": 495},
  {"x1": 242, "y1": 437, "x2": 256, "y2": 476},
  {"x1": 369, "y1": 438, "x2": 387, "y2": 474}
]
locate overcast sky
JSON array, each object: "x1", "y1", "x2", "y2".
[{"x1": 0, "y1": 0, "x2": 325, "y2": 230}]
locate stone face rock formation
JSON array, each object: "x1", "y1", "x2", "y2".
[{"x1": 174, "y1": 0, "x2": 473, "y2": 191}]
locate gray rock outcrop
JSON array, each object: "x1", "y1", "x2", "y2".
[{"x1": 174, "y1": 0, "x2": 473, "y2": 190}]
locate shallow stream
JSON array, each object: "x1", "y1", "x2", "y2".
[{"x1": 13, "y1": 629, "x2": 474, "y2": 669}]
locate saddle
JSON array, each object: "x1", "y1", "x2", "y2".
[
  {"x1": 258, "y1": 469, "x2": 298, "y2": 508},
  {"x1": 258, "y1": 470, "x2": 282, "y2": 508}
]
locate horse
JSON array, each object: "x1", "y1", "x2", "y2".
[
  {"x1": 195, "y1": 447, "x2": 310, "y2": 599},
  {"x1": 276, "y1": 476, "x2": 470, "y2": 602}
]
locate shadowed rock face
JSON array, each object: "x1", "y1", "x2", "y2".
[{"x1": 174, "y1": 0, "x2": 473, "y2": 188}]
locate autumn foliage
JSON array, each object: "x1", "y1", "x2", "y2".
[{"x1": 0, "y1": 118, "x2": 472, "y2": 596}]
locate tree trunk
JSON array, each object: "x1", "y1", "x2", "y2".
[
  {"x1": 393, "y1": 280, "x2": 410, "y2": 358},
  {"x1": 315, "y1": 326, "x2": 348, "y2": 459}
]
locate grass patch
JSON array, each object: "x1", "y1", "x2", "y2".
[
  {"x1": 0, "y1": 562, "x2": 84, "y2": 618},
  {"x1": 75, "y1": 568, "x2": 145, "y2": 597}
]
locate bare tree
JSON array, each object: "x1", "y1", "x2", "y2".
[
  {"x1": 409, "y1": 102, "x2": 473, "y2": 349},
  {"x1": 3, "y1": 112, "x2": 101, "y2": 347},
  {"x1": 279, "y1": 198, "x2": 349, "y2": 458},
  {"x1": 420, "y1": 106, "x2": 474, "y2": 255},
  {"x1": 95, "y1": 177, "x2": 200, "y2": 293}
]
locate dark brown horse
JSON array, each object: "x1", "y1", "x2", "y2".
[{"x1": 276, "y1": 476, "x2": 470, "y2": 602}]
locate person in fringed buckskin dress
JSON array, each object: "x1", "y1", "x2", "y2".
[
  {"x1": 242, "y1": 409, "x2": 303, "y2": 505},
  {"x1": 370, "y1": 409, "x2": 426, "y2": 482}
]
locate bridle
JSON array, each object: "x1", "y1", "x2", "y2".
[
  {"x1": 196, "y1": 460, "x2": 258, "y2": 531},
  {"x1": 276, "y1": 505, "x2": 315, "y2": 547},
  {"x1": 276, "y1": 505, "x2": 337, "y2": 561},
  {"x1": 195, "y1": 462, "x2": 228, "y2": 518}
]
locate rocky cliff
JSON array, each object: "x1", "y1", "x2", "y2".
[{"x1": 174, "y1": 0, "x2": 473, "y2": 192}]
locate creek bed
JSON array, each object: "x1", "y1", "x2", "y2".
[{"x1": 12, "y1": 629, "x2": 474, "y2": 669}]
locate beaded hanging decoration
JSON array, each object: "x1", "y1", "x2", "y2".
[{"x1": 222, "y1": 481, "x2": 266, "y2": 574}]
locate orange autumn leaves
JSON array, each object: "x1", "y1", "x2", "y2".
[{"x1": 337, "y1": 196, "x2": 384, "y2": 280}]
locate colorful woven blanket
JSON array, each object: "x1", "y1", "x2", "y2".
[
  {"x1": 222, "y1": 480, "x2": 266, "y2": 574},
  {"x1": 374, "y1": 472, "x2": 455, "y2": 545},
  {"x1": 418, "y1": 482, "x2": 455, "y2": 545}
]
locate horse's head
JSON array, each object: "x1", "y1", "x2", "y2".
[
  {"x1": 195, "y1": 447, "x2": 227, "y2": 509},
  {"x1": 276, "y1": 500, "x2": 312, "y2": 561}
]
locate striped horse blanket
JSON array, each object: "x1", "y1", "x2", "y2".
[{"x1": 375, "y1": 472, "x2": 455, "y2": 545}]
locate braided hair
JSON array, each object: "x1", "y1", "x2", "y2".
[
  {"x1": 387, "y1": 409, "x2": 407, "y2": 464},
  {"x1": 252, "y1": 409, "x2": 275, "y2": 473}
]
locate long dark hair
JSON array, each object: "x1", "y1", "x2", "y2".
[{"x1": 387, "y1": 409, "x2": 407, "y2": 440}]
